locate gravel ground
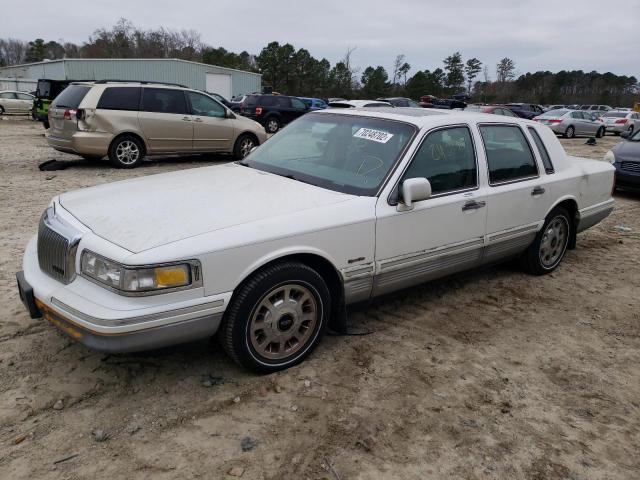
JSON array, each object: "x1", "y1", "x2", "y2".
[{"x1": 1, "y1": 117, "x2": 639, "y2": 480}]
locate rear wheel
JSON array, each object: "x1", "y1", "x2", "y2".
[
  {"x1": 521, "y1": 207, "x2": 572, "y2": 275},
  {"x1": 233, "y1": 134, "x2": 256, "y2": 160},
  {"x1": 265, "y1": 117, "x2": 281, "y2": 134},
  {"x1": 219, "y1": 262, "x2": 330, "y2": 373},
  {"x1": 629, "y1": 125, "x2": 634, "y2": 136},
  {"x1": 596, "y1": 127, "x2": 605, "y2": 138},
  {"x1": 0, "y1": 106, "x2": 4, "y2": 115},
  {"x1": 564, "y1": 126, "x2": 575, "y2": 138},
  {"x1": 108, "y1": 135, "x2": 144, "y2": 168}
]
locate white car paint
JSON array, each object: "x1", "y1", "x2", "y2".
[{"x1": 20, "y1": 108, "x2": 616, "y2": 353}]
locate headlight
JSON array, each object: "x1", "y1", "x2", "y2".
[
  {"x1": 81, "y1": 250, "x2": 200, "y2": 295},
  {"x1": 604, "y1": 150, "x2": 616, "y2": 164}
]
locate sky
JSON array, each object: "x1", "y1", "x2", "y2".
[{"x1": 4, "y1": 0, "x2": 640, "y2": 80}]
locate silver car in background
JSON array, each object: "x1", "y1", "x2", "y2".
[
  {"x1": 0, "y1": 90, "x2": 35, "y2": 115},
  {"x1": 601, "y1": 110, "x2": 640, "y2": 136},
  {"x1": 533, "y1": 109, "x2": 605, "y2": 138}
]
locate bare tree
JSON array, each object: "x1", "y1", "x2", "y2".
[
  {"x1": 392, "y1": 54, "x2": 405, "y2": 85},
  {"x1": 0, "y1": 38, "x2": 27, "y2": 65}
]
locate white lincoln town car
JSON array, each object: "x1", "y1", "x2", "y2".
[{"x1": 17, "y1": 108, "x2": 615, "y2": 372}]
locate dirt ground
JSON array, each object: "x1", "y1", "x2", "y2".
[{"x1": 1, "y1": 117, "x2": 639, "y2": 480}]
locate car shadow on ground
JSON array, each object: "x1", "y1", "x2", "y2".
[{"x1": 38, "y1": 153, "x2": 234, "y2": 171}]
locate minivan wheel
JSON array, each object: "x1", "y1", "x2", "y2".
[
  {"x1": 233, "y1": 134, "x2": 256, "y2": 160},
  {"x1": 265, "y1": 117, "x2": 280, "y2": 134},
  {"x1": 219, "y1": 262, "x2": 331, "y2": 373},
  {"x1": 564, "y1": 126, "x2": 575, "y2": 138},
  {"x1": 108, "y1": 135, "x2": 144, "y2": 168},
  {"x1": 521, "y1": 207, "x2": 571, "y2": 275}
]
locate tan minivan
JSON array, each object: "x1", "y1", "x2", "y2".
[{"x1": 47, "y1": 81, "x2": 268, "y2": 168}]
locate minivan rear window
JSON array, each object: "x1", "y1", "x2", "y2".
[
  {"x1": 52, "y1": 85, "x2": 90, "y2": 108},
  {"x1": 97, "y1": 87, "x2": 141, "y2": 111}
]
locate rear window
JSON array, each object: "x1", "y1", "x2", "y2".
[
  {"x1": 97, "y1": 87, "x2": 141, "y2": 111},
  {"x1": 603, "y1": 112, "x2": 627, "y2": 118},
  {"x1": 141, "y1": 88, "x2": 187, "y2": 114},
  {"x1": 542, "y1": 109, "x2": 569, "y2": 117},
  {"x1": 527, "y1": 127, "x2": 554, "y2": 174},
  {"x1": 52, "y1": 85, "x2": 90, "y2": 108}
]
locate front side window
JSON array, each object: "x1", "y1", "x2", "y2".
[
  {"x1": 479, "y1": 125, "x2": 538, "y2": 184},
  {"x1": 242, "y1": 113, "x2": 416, "y2": 196},
  {"x1": 402, "y1": 126, "x2": 477, "y2": 195},
  {"x1": 97, "y1": 87, "x2": 141, "y2": 111},
  {"x1": 141, "y1": 88, "x2": 187, "y2": 114},
  {"x1": 16, "y1": 93, "x2": 33, "y2": 100},
  {"x1": 187, "y1": 92, "x2": 225, "y2": 118},
  {"x1": 527, "y1": 127, "x2": 554, "y2": 174}
]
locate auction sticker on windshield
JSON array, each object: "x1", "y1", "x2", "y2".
[{"x1": 353, "y1": 128, "x2": 394, "y2": 143}]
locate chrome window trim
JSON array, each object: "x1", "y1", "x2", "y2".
[
  {"x1": 79, "y1": 249, "x2": 203, "y2": 297},
  {"x1": 386, "y1": 123, "x2": 480, "y2": 206},
  {"x1": 477, "y1": 122, "x2": 540, "y2": 187}
]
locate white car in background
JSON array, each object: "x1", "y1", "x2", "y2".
[
  {"x1": 17, "y1": 108, "x2": 615, "y2": 372},
  {"x1": 601, "y1": 110, "x2": 640, "y2": 136},
  {"x1": 0, "y1": 90, "x2": 35, "y2": 115}
]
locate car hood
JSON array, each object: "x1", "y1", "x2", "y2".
[
  {"x1": 59, "y1": 163, "x2": 354, "y2": 253},
  {"x1": 613, "y1": 140, "x2": 640, "y2": 162}
]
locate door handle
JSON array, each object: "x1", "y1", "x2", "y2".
[
  {"x1": 182, "y1": 116, "x2": 191, "y2": 121},
  {"x1": 194, "y1": 118, "x2": 203, "y2": 123},
  {"x1": 531, "y1": 186, "x2": 546, "y2": 196},
  {"x1": 462, "y1": 200, "x2": 486, "y2": 211}
]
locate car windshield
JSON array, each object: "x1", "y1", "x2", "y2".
[
  {"x1": 241, "y1": 113, "x2": 416, "y2": 196},
  {"x1": 603, "y1": 112, "x2": 627, "y2": 118}
]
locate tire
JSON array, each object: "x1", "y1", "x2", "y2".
[
  {"x1": 265, "y1": 116, "x2": 281, "y2": 134},
  {"x1": 233, "y1": 134, "x2": 257, "y2": 160},
  {"x1": 564, "y1": 126, "x2": 575, "y2": 139},
  {"x1": 219, "y1": 262, "x2": 331, "y2": 373},
  {"x1": 43, "y1": 120, "x2": 50, "y2": 129},
  {"x1": 0, "y1": 106, "x2": 4, "y2": 115},
  {"x1": 108, "y1": 135, "x2": 144, "y2": 168},
  {"x1": 596, "y1": 127, "x2": 605, "y2": 138},
  {"x1": 629, "y1": 126, "x2": 634, "y2": 136},
  {"x1": 521, "y1": 207, "x2": 572, "y2": 275}
]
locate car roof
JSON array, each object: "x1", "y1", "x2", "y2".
[
  {"x1": 329, "y1": 100, "x2": 393, "y2": 107},
  {"x1": 313, "y1": 106, "x2": 540, "y2": 129}
]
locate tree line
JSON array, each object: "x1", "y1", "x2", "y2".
[{"x1": 0, "y1": 19, "x2": 637, "y2": 105}]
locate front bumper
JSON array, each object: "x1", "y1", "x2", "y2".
[
  {"x1": 18, "y1": 235, "x2": 230, "y2": 353},
  {"x1": 615, "y1": 163, "x2": 640, "y2": 188}
]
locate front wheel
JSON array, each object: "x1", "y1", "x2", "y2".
[
  {"x1": 233, "y1": 134, "x2": 256, "y2": 160},
  {"x1": 108, "y1": 135, "x2": 144, "y2": 168},
  {"x1": 219, "y1": 262, "x2": 331, "y2": 373},
  {"x1": 521, "y1": 207, "x2": 572, "y2": 275}
]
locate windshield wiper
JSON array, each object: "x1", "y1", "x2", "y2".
[{"x1": 281, "y1": 173, "x2": 317, "y2": 187}]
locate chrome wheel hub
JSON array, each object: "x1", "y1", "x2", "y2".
[
  {"x1": 249, "y1": 283, "x2": 318, "y2": 360},
  {"x1": 116, "y1": 140, "x2": 140, "y2": 164},
  {"x1": 240, "y1": 138, "x2": 254, "y2": 157},
  {"x1": 268, "y1": 120, "x2": 278, "y2": 132},
  {"x1": 539, "y1": 216, "x2": 568, "y2": 268}
]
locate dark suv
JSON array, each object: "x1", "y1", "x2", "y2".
[{"x1": 239, "y1": 94, "x2": 308, "y2": 133}]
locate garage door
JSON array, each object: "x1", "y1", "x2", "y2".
[{"x1": 205, "y1": 73, "x2": 232, "y2": 99}]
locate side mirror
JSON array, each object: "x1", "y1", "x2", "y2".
[
  {"x1": 400, "y1": 178, "x2": 431, "y2": 211},
  {"x1": 620, "y1": 131, "x2": 630, "y2": 139}
]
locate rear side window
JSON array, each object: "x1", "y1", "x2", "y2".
[
  {"x1": 260, "y1": 96, "x2": 277, "y2": 107},
  {"x1": 527, "y1": 127, "x2": 554, "y2": 174},
  {"x1": 403, "y1": 126, "x2": 477, "y2": 195},
  {"x1": 0, "y1": 92, "x2": 16, "y2": 99},
  {"x1": 479, "y1": 125, "x2": 538, "y2": 184},
  {"x1": 141, "y1": 88, "x2": 187, "y2": 114},
  {"x1": 291, "y1": 97, "x2": 305, "y2": 109},
  {"x1": 276, "y1": 97, "x2": 290, "y2": 107},
  {"x1": 97, "y1": 87, "x2": 141, "y2": 111},
  {"x1": 52, "y1": 85, "x2": 90, "y2": 108}
]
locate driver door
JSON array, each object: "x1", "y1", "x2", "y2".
[
  {"x1": 373, "y1": 125, "x2": 487, "y2": 296},
  {"x1": 186, "y1": 91, "x2": 236, "y2": 152}
]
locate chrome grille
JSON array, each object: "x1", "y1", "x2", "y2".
[
  {"x1": 37, "y1": 207, "x2": 80, "y2": 284},
  {"x1": 621, "y1": 161, "x2": 640, "y2": 173}
]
